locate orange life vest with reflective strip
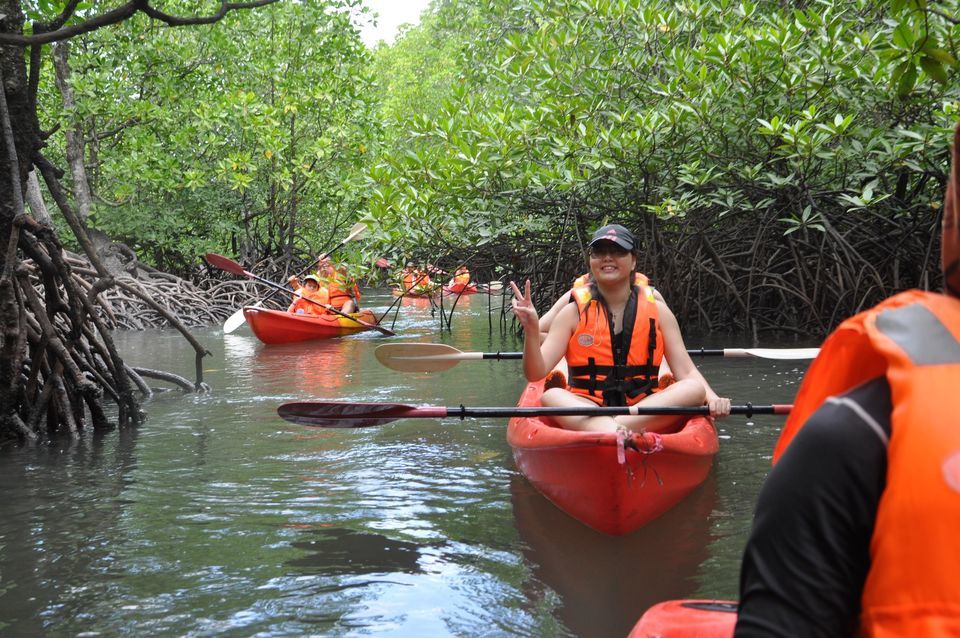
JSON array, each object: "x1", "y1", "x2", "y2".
[
  {"x1": 565, "y1": 281, "x2": 663, "y2": 406},
  {"x1": 290, "y1": 287, "x2": 329, "y2": 315},
  {"x1": 573, "y1": 272, "x2": 648, "y2": 289},
  {"x1": 774, "y1": 289, "x2": 960, "y2": 637},
  {"x1": 321, "y1": 269, "x2": 359, "y2": 309}
]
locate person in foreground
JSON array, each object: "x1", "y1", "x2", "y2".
[
  {"x1": 510, "y1": 223, "x2": 731, "y2": 433},
  {"x1": 733, "y1": 124, "x2": 960, "y2": 637}
]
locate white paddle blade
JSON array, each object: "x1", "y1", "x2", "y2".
[
  {"x1": 375, "y1": 343, "x2": 472, "y2": 372},
  {"x1": 224, "y1": 302, "x2": 266, "y2": 334},
  {"x1": 223, "y1": 308, "x2": 247, "y2": 334},
  {"x1": 345, "y1": 222, "x2": 367, "y2": 242},
  {"x1": 726, "y1": 348, "x2": 820, "y2": 360}
]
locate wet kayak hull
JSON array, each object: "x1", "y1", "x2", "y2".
[
  {"x1": 628, "y1": 600, "x2": 737, "y2": 637},
  {"x1": 243, "y1": 307, "x2": 377, "y2": 344},
  {"x1": 506, "y1": 381, "x2": 719, "y2": 535}
]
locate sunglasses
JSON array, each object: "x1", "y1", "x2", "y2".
[{"x1": 589, "y1": 243, "x2": 631, "y2": 258}]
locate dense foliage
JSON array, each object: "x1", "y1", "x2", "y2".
[
  {"x1": 33, "y1": 0, "x2": 960, "y2": 335},
  {"x1": 364, "y1": 0, "x2": 960, "y2": 335},
  {"x1": 45, "y1": 1, "x2": 377, "y2": 274}
]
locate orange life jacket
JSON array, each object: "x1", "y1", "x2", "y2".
[
  {"x1": 401, "y1": 268, "x2": 430, "y2": 292},
  {"x1": 774, "y1": 289, "x2": 960, "y2": 637},
  {"x1": 565, "y1": 281, "x2": 663, "y2": 406},
  {"x1": 290, "y1": 287, "x2": 329, "y2": 315},
  {"x1": 454, "y1": 270, "x2": 470, "y2": 286},
  {"x1": 321, "y1": 269, "x2": 359, "y2": 309},
  {"x1": 573, "y1": 272, "x2": 649, "y2": 289}
]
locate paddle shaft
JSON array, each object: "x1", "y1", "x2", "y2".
[
  {"x1": 277, "y1": 400, "x2": 792, "y2": 428},
  {"x1": 412, "y1": 404, "x2": 789, "y2": 418},
  {"x1": 206, "y1": 253, "x2": 395, "y2": 336},
  {"x1": 373, "y1": 343, "x2": 819, "y2": 373},
  {"x1": 427, "y1": 349, "x2": 809, "y2": 360}
]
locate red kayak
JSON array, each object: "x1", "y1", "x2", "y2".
[
  {"x1": 243, "y1": 307, "x2": 379, "y2": 344},
  {"x1": 442, "y1": 283, "x2": 478, "y2": 295},
  {"x1": 506, "y1": 380, "x2": 719, "y2": 535},
  {"x1": 628, "y1": 600, "x2": 736, "y2": 637}
]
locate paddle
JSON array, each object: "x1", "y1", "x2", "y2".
[
  {"x1": 205, "y1": 252, "x2": 396, "y2": 337},
  {"x1": 222, "y1": 222, "x2": 366, "y2": 333},
  {"x1": 374, "y1": 343, "x2": 819, "y2": 372},
  {"x1": 277, "y1": 400, "x2": 793, "y2": 428}
]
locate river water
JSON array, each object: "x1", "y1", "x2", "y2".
[{"x1": 0, "y1": 290, "x2": 811, "y2": 637}]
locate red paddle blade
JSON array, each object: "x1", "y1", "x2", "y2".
[
  {"x1": 277, "y1": 401, "x2": 447, "y2": 428},
  {"x1": 204, "y1": 253, "x2": 247, "y2": 277}
]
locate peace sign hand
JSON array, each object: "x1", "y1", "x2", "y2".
[{"x1": 510, "y1": 280, "x2": 539, "y2": 332}]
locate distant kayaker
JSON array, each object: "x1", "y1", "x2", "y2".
[
  {"x1": 448, "y1": 265, "x2": 471, "y2": 289},
  {"x1": 399, "y1": 263, "x2": 433, "y2": 295},
  {"x1": 510, "y1": 223, "x2": 731, "y2": 432},
  {"x1": 287, "y1": 274, "x2": 329, "y2": 315},
  {"x1": 733, "y1": 124, "x2": 960, "y2": 636},
  {"x1": 317, "y1": 257, "x2": 360, "y2": 314}
]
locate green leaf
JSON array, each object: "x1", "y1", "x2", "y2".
[
  {"x1": 892, "y1": 23, "x2": 914, "y2": 50},
  {"x1": 921, "y1": 47, "x2": 958, "y2": 66},
  {"x1": 920, "y1": 56, "x2": 949, "y2": 84},
  {"x1": 896, "y1": 62, "x2": 918, "y2": 96}
]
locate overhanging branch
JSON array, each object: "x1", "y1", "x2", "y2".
[{"x1": 0, "y1": 0, "x2": 280, "y2": 46}]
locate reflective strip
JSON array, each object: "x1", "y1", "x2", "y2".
[
  {"x1": 825, "y1": 396, "x2": 890, "y2": 447},
  {"x1": 875, "y1": 303, "x2": 960, "y2": 365}
]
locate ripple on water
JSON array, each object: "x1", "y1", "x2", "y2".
[{"x1": 0, "y1": 295, "x2": 813, "y2": 637}]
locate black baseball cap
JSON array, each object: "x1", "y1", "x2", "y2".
[{"x1": 589, "y1": 224, "x2": 635, "y2": 251}]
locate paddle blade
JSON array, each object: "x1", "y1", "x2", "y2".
[
  {"x1": 223, "y1": 308, "x2": 247, "y2": 333},
  {"x1": 728, "y1": 348, "x2": 820, "y2": 360},
  {"x1": 278, "y1": 401, "x2": 446, "y2": 428},
  {"x1": 205, "y1": 252, "x2": 248, "y2": 277},
  {"x1": 344, "y1": 222, "x2": 367, "y2": 243},
  {"x1": 375, "y1": 343, "x2": 467, "y2": 372}
]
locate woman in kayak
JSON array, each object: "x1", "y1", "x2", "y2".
[{"x1": 510, "y1": 223, "x2": 730, "y2": 433}]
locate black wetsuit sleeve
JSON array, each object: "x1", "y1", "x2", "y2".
[{"x1": 733, "y1": 376, "x2": 892, "y2": 638}]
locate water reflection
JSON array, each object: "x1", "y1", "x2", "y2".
[
  {"x1": 0, "y1": 293, "x2": 810, "y2": 637},
  {"x1": 0, "y1": 428, "x2": 140, "y2": 636},
  {"x1": 251, "y1": 340, "x2": 360, "y2": 399},
  {"x1": 286, "y1": 527, "x2": 428, "y2": 575},
  {"x1": 512, "y1": 471, "x2": 718, "y2": 638}
]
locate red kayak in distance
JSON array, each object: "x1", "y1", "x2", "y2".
[
  {"x1": 628, "y1": 600, "x2": 737, "y2": 637},
  {"x1": 442, "y1": 283, "x2": 478, "y2": 295},
  {"x1": 242, "y1": 307, "x2": 379, "y2": 344},
  {"x1": 506, "y1": 380, "x2": 719, "y2": 535}
]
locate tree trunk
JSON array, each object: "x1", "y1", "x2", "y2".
[
  {"x1": 0, "y1": 2, "x2": 144, "y2": 443},
  {"x1": 25, "y1": 169, "x2": 50, "y2": 224},
  {"x1": 52, "y1": 41, "x2": 92, "y2": 221}
]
